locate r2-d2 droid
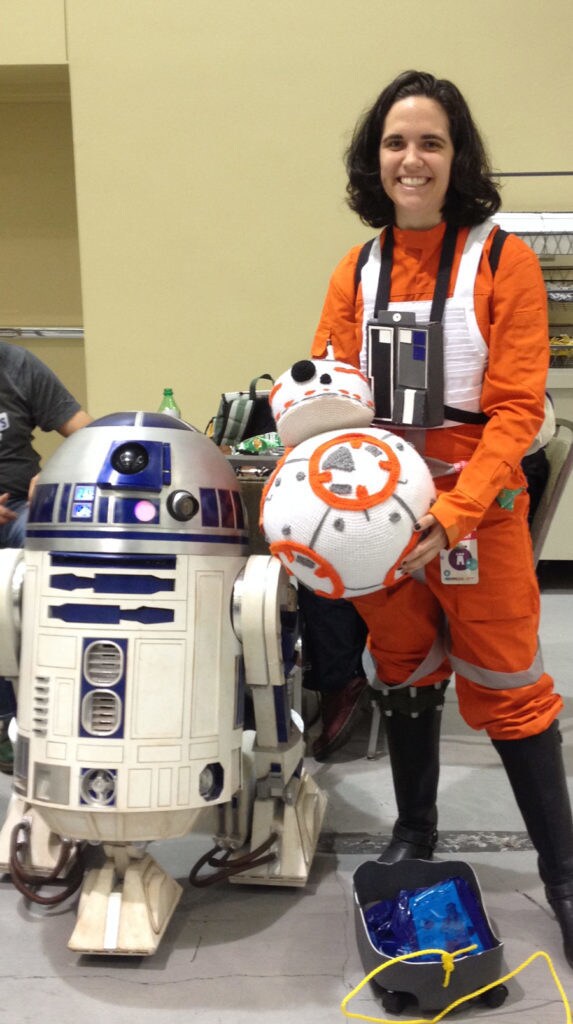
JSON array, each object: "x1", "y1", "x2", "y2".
[{"x1": 0, "y1": 412, "x2": 326, "y2": 955}]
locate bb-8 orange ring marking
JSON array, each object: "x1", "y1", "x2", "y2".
[
  {"x1": 308, "y1": 432, "x2": 401, "y2": 511},
  {"x1": 333, "y1": 365, "x2": 370, "y2": 386},
  {"x1": 269, "y1": 540, "x2": 345, "y2": 599}
]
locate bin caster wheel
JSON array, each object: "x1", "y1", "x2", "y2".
[
  {"x1": 480, "y1": 983, "x2": 508, "y2": 1009},
  {"x1": 381, "y1": 990, "x2": 410, "y2": 1014}
]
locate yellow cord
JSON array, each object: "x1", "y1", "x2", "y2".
[{"x1": 340, "y1": 946, "x2": 572, "y2": 1024}]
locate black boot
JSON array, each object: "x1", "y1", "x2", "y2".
[
  {"x1": 378, "y1": 703, "x2": 443, "y2": 863},
  {"x1": 492, "y1": 721, "x2": 573, "y2": 968}
]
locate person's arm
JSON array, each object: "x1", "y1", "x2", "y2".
[
  {"x1": 26, "y1": 412, "x2": 92, "y2": 502},
  {"x1": 311, "y1": 245, "x2": 365, "y2": 364},
  {"x1": 17, "y1": 349, "x2": 90, "y2": 437},
  {"x1": 57, "y1": 410, "x2": 93, "y2": 437}
]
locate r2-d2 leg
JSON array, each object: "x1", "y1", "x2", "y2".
[{"x1": 225, "y1": 554, "x2": 327, "y2": 885}]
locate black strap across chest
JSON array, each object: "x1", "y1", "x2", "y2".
[{"x1": 374, "y1": 223, "x2": 459, "y2": 323}]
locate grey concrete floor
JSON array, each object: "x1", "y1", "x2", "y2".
[{"x1": 1, "y1": 562, "x2": 573, "y2": 1023}]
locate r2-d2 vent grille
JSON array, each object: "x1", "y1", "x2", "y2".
[
  {"x1": 32, "y1": 677, "x2": 50, "y2": 736},
  {"x1": 84, "y1": 640, "x2": 123, "y2": 686},
  {"x1": 81, "y1": 689, "x2": 121, "y2": 735}
]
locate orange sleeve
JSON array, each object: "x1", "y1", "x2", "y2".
[
  {"x1": 431, "y1": 234, "x2": 549, "y2": 545},
  {"x1": 311, "y1": 244, "x2": 365, "y2": 366}
]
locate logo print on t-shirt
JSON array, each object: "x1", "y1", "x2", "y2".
[{"x1": 0, "y1": 411, "x2": 9, "y2": 433}]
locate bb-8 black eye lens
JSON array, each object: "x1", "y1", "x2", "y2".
[{"x1": 291, "y1": 360, "x2": 316, "y2": 383}]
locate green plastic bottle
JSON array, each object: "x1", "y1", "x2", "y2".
[{"x1": 158, "y1": 387, "x2": 181, "y2": 418}]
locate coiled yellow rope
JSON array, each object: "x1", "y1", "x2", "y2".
[{"x1": 340, "y1": 945, "x2": 572, "y2": 1023}]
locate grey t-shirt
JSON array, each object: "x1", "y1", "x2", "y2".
[{"x1": 0, "y1": 342, "x2": 81, "y2": 501}]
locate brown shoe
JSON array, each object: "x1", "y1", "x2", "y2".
[{"x1": 312, "y1": 676, "x2": 367, "y2": 761}]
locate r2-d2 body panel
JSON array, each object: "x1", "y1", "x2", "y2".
[{"x1": 16, "y1": 412, "x2": 250, "y2": 843}]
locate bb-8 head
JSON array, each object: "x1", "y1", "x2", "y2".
[
  {"x1": 269, "y1": 358, "x2": 374, "y2": 448},
  {"x1": 261, "y1": 427, "x2": 435, "y2": 598}
]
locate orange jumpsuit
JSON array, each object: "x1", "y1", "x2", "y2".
[{"x1": 311, "y1": 222, "x2": 561, "y2": 740}]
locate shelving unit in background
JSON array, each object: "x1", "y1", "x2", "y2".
[{"x1": 495, "y1": 213, "x2": 573, "y2": 559}]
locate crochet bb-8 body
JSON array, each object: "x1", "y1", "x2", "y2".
[{"x1": 261, "y1": 359, "x2": 435, "y2": 598}]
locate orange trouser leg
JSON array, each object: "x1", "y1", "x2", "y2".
[
  {"x1": 429, "y1": 495, "x2": 562, "y2": 739},
  {"x1": 352, "y1": 575, "x2": 450, "y2": 688},
  {"x1": 354, "y1": 493, "x2": 563, "y2": 739}
]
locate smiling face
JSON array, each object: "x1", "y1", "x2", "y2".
[{"x1": 379, "y1": 95, "x2": 454, "y2": 229}]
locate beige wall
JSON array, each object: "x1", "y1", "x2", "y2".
[
  {"x1": 0, "y1": 86, "x2": 81, "y2": 326},
  {"x1": 0, "y1": 0, "x2": 572, "y2": 441},
  {"x1": 0, "y1": 0, "x2": 66, "y2": 65},
  {"x1": 0, "y1": 65, "x2": 86, "y2": 463}
]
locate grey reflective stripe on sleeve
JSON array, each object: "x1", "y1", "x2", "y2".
[{"x1": 448, "y1": 645, "x2": 546, "y2": 690}]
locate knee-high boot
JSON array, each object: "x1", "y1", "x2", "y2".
[
  {"x1": 492, "y1": 721, "x2": 573, "y2": 967},
  {"x1": 378, "y1": 704, "x2": 443, "y2": 863}
]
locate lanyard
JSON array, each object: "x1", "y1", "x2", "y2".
[{"x1": 374, "y1": 223, "x2": 459, "y2": 323}]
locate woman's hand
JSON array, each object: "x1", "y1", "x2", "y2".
[{"x1": 401, "y1": 512, "x2": 448, "y2": 573}]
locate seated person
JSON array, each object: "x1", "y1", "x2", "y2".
[{"x1": 0, "y1": 341, "x2": 91, "y2": 773}]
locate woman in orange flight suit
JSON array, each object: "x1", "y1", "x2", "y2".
[{"x1": 311, "y1": 69, "x2": 573, "y2": 967}]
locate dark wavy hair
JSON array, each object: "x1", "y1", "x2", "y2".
[{"x1": 345, "y1": 70, "x2": 501, "y2": 228}]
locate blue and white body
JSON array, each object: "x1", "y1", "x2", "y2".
[{"x1": 0, "y1": 412, "x2": 326, "y2": 954}]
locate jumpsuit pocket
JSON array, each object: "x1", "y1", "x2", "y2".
[{"x1": 445, "y1": 572, "x2": 539, "y2": 623}]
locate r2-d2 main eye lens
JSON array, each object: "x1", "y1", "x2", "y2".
[{"x1": 111, "y1": 443, "x2": 149, "y2": 475}]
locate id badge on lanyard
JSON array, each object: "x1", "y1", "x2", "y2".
[{"x1": 440, "y1": 530, "x2": 479, "y2": 584}]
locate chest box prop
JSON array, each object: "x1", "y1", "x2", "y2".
[{"x1": 367, "y1": 311, "x2": 444, "y2": 428}]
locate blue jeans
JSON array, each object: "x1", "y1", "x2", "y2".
[
  {"x1": 0, "y1": 678, "x2": 16, "y2": 722},
  {"x1": 298, "y1": 586, "x2": 368, "y2": 694},
  {"x1": 0, "y1": 498, "x2": 28, "y2": 719}
]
